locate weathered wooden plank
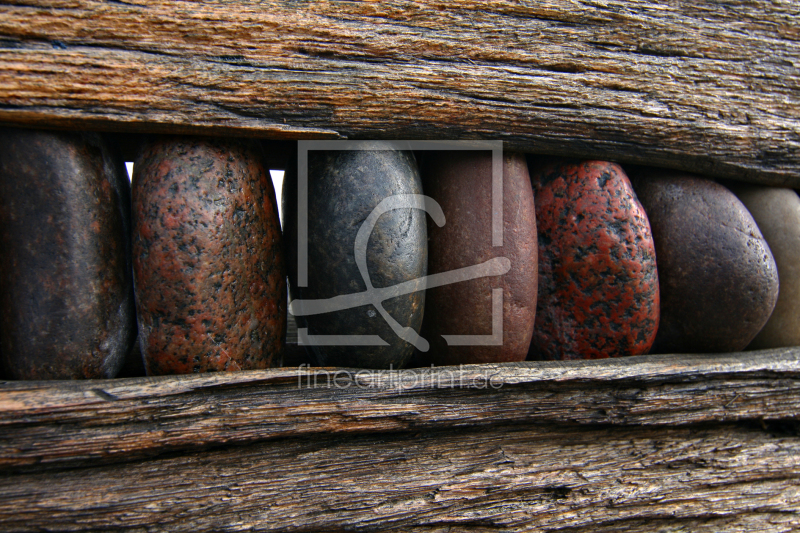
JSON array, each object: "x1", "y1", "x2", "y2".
[
  {"x1": 1, "y1": 349, "x2": 798, "y2": 471},
  {"x1": 0, "y1": 1, "x2": 798, "y2": 184},
  {"x1": 0, "y1": 422, "x2": 797, "y2": 532}
]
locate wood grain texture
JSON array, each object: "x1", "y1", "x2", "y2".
[
  {"x1": 0, "y1": 422, "x2": 798, "y2": 532},
  {"x1": 0, "y1": 1, "x2": 798, "y2": 184},
  {"x1": 1, "y1": 349, "x2": 798, "y2": 471},
  {"x1": 0, "y1": 351, "x2": 798, "y2": 530}
]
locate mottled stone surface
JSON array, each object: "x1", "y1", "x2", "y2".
[
  {"x1": 419, "y1": 151, "x2": 537, "y2": 365},
  {"x1": 529, "y1": 160, "x2": 659, "y2": 360},
  {"x1": 631, "y1": 172, "x2": 778, "y2": 354},
  {"x1": 729, "y1": 185, "x2": 800, "y2": 349},
  {"x1": 133, "y1": 137, "x2": 285, "y2": 374},
  {"x1": 0, "y1": 128, "x2": 136, "y2": 379},
  {"x1": 284, "y1": 148, "x2": 426, "y2": 369}
]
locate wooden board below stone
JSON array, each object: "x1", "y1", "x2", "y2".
[
  {"x1": 0, "y1": 349, "x2": 798, "y2": 531},
  {"x1": 1, "y1": 422, "x2": 798, "y2": 532}
]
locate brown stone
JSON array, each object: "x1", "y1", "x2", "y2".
[
  {"x1": 631, "y1": 172, "x2": 779, "y2": 353},
  {"x1": 529, "y1": 160, "x2": 659, "y2": 360},
  {"x1": 729, "y1": 185, "x2": 800, "y2": 349},
  {"x1": 133, "y1": 137, "x2": 285, "y2": 374},
  {"x1": 419, "y1": 151, "x2": 537, "y2": 365},
  {"x1": 0, "y1": 128, "x2": 136, "y2": 379}
]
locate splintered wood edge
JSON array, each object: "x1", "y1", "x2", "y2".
[
  {"x1": 1, "y1": 348, "x2": 798, "y2": 400},
  {"x1": 0, "y1": 349, "x2": 798, "y2": 470},
  {"x1": 0, "y1": 0, "x2": 798, "y2": 184}
]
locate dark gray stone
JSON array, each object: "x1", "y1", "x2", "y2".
[{"x1": 284, "y1": 148, "x2": 426, "y2": 369}]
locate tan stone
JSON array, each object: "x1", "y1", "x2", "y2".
[{"x1": 731, "y1": 185, "x2": 800, "y2": 349}]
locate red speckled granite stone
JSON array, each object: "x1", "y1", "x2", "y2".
[
  {"x1": 631, "y1": 172, "x2": 778, "y2": 353},
  {"x1": 420, "y1": 151, "x2": 537, "y2": 365},
  {"x1": 529, "y1": 159, "x2": 659, "y2": 360},
  {"x1": 133, "y1": 137, "x2": 285, "y2": 374},
  {"x1": 0, "y1": 128, "x2": 136, "y2": 379}
]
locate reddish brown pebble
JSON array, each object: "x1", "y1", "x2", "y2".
[
  {"x1": 631, "y1": 172, "x2": 778, "y2": 353},
  {"x1": 133, "y1": 138, "x2": 285, "y2": 374},
  {"x1": 0, "y1": 128, "x2": 136, "y2": 379},
  {"x1": 529, "y1": 160, "x2": 659, "y2": 360},
  {"x1": 420, "y1": 152, "x2": 537, "y2": 365}
]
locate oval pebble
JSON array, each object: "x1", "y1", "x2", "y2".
[
  {"x1": 133, "y1": 137, "x2": 285, "y2": 374},
  {"x1": 0, "y1": 128, "x2": 136, "y2": 379},
  {"x1": 729, "y1": 185, "x2": 800, "y2": 349},
  {"x1": 529, "y1": 159, "x2": 659, "y2": 360},
  {"x1": 631, "y1": 172, "x2": 778, "y2": 353},
  {"x1": 284, "y1": 148, "x2": 426, "y2": 369},
  {"x1": 420, "y1": 151, "x2": 537, "y2": 365}
]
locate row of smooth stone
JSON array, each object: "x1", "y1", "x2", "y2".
[
  {"x1": 0, "y1": 129, "x2": 797, "y2": 378},
  {"x1": 293, "y1": 150, "x2": 791, "y2": 368}
]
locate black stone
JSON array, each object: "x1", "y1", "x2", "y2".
[
  {"x1": 0, "y1": 128, "x2": 136, "y2": 379},
  {"x1": 284, "y1": 148, "x2": 426, "y2": 369}
]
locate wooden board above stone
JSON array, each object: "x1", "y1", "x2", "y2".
[{"x1": 0, "y1": 1, "x2": 798, "y2": 185}]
